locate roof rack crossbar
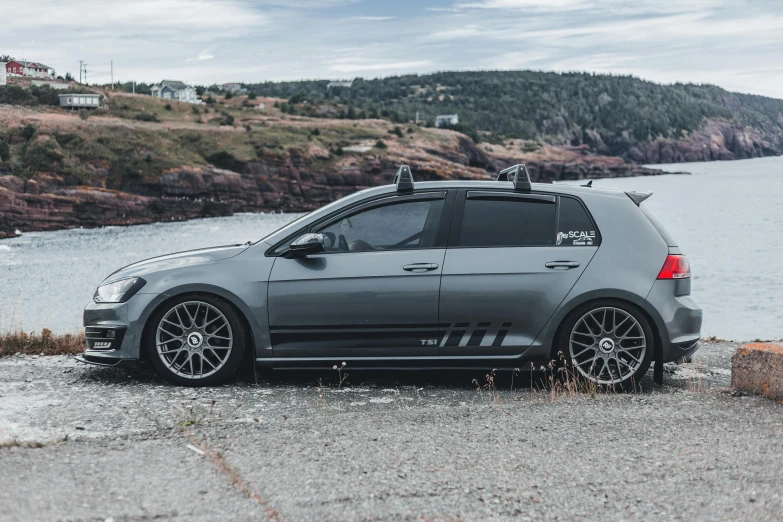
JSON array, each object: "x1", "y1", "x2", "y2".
[
  {"x1": 497, "y1": 164, "x2": 532, "y2": 191},
  {"x1": 393, "y1": 165, "x2": 414, "y2": 192}
]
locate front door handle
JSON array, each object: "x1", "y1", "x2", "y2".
[
  {"x1": 545, "y1": 261, "x2": 580, "y2": 269},
  {"x1": 403, "y1": 263, "x2": 439, "y2": 272}
]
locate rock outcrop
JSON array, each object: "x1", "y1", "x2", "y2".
[
  {"x1": 624, "y1": 119, "x2": 777, "y2": 164},
  {"x1": 0, "y1": 140, "x2": 664, "y2": 239}
]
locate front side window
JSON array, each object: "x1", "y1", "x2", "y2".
[
  {"x1": 459, "y1": 198, "x2": 556, "y2": 247},
  {"x1": 318, "y1": 198, "x2": 444, "y2": 252},
  {"x1": 557, "y1": 197, "x2": 598, "y2": 246}
]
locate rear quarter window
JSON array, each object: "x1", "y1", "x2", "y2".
[{"x1": 557, "y1": 197, "x2": 599, "y2": 246}]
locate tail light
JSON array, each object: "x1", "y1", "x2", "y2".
[{"x1": 658, "y1": 255, "x2": 690, "y2": 279}]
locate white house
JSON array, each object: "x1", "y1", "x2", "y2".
[
  {"x1": 59, "y1": 94, "x2": 102, "y2": 109},
  {"x1": 32, "y1": 80, "x2": 69, "y2": 90},
  {"x1": 150, "y1": 80, "x2": 199, "y2": 104},
  {"x1": 223, "y1": 82, "x2": 246, "y2": 93},
  {"x1": 0, "y1": 63, "x2": 6, "y2": 86},
  {"x1": 435, "y1": 114, "x2": 459, "y2": 127}
]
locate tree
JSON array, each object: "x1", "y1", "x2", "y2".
[
  {"x1": 0, "y1": 140, "x2": 10, "y2": 162},
  {"x1": 0, "y1": 54, "x2": 14, "y2": 62},
  {"x1": 65, "y1": 73, "x2": 74, "y2": 81},
  {"x1": 225, "y1": 91, "x2": 234, "y2": 100}
]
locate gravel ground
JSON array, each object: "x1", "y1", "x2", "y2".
[{"x1": 1, "y1": 341, "x2": 781, "y2": 521}]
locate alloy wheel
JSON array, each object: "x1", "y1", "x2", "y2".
[
  {"x1": 155, "y1": 301, "x2": 233, "y2": 380},
  {"x1": 568, "y1": 306, "x2": 647, "y2": 386}
]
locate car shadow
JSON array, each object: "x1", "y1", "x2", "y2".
[{"x1": 72, "y1": 357, "x2": 677, "y2": 395}]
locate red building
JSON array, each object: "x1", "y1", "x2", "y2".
[{"x1": 5, "y1": 60, "x2": 54, "y2": 78}]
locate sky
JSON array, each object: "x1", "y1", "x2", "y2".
[{"x1": 3, "y1": 0, "x2": 783, "y2": 98}]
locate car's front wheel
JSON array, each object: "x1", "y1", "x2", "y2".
[
  {"x1": 560, "y1": 300, "x2": 653, "y2": 390},
  {"x1": 146, "y1": 294, "x2": 246, "y2": 386}
]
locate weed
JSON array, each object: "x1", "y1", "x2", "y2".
[
  {"x1": 685, "y1": 361, "x2": 707, "y2": 392},
  {"x1": 134, "y1": 112, "x2": 159, "y2": 122},
  {"x1": 473, "y1": 369, "x2": 501, "y2": 404},
  {"x1": 333, "y1": 362, "x2": 348, "y2": 390},
  {"x1": 0, "y1": 329, "x2": 85, "y2": 357},
  {"x1": 313, "y1": 363, "x2": 349, "y2": 410}
]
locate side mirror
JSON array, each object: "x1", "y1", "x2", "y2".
[{"x1": 286, "y1": 233, "x2": 325, "y2": 257}]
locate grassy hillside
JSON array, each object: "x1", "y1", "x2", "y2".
[{"x1": 246, "y1": 71, "x2": 783, "y2": 156}]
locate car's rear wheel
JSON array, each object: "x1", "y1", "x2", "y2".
[
  {"x1": 146, "y1": 294, "x2": 246, "y2": 386},
  {"x1": 560, "y1": 300, "x2": 653, "y2": 390}
]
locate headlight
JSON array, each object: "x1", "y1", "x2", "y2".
[{"x1": 94, "y1": 277, "x2": 146, "y2": 303}]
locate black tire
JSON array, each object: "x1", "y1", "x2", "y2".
[
  {"x1": 557, "y1": 299, "x2": 654, "y2": 391},
  {"x1": 146, "y1": 294, "x2": 247, "y2": 386}
]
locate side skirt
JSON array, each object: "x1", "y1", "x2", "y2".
[{"x1": 256, "y1": 355, "x2": 547, "y2": 371}]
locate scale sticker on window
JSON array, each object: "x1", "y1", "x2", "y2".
[{"x1": 557, "y1": 230, "x2": 596, "y2": 246}]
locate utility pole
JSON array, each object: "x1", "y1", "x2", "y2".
[
  {"x1": 84, "y1": 64, "x2": 87, "y2": 85},
  {"x1": 79, "y1": 60, "x2": 82, "y2": 83}
]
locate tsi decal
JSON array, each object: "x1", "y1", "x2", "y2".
[{"x1": 557, "y1": 230, "x2": 596, "y2": 246}]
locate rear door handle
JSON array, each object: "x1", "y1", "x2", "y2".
[
  {"x1": 403, "y1": 263, "x2": 439, "y2": 272},
  {"x1": 545, "y1": 261, "x2": 580, "y2": 269}
]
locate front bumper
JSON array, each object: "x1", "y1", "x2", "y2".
[
  {"x1": 81, "y1": 293, "x2": 163, "y2": 366},
  {"x1": 645, "y1": 280, "x2": 703, "y2": 363}
]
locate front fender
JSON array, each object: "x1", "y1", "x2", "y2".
[{"x1": 141, "y1": 282, "x2": 273, "y2": 361}]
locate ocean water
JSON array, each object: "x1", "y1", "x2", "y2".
[{"x1": 1, "y1": 156, "x2": 781, "y2": 339}]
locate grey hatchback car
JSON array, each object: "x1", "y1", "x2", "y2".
[{"x1": 79, "y1": 164, "x2": 702, "y2": 388}]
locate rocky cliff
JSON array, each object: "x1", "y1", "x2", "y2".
[
  {"x1": 0, "y1": 94, "x2": 667, "y2": 239},
  {"x1": 0, "y1": 136, "x2": 662, "y2": 239},
  {"x1": 622, "y1": 119, "x2": 778, "y2": 164}
]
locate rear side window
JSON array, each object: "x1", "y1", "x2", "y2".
[
  {"x1": 459, "y1": 198, "x2": 556, "y2": 247},
  {"x1": 557, "y1": 197, "x2": 598, "y2": 246}
]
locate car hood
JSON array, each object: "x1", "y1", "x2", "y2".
[{"x1": 104, "y1": 244, "x2": 249, "y2": 283}]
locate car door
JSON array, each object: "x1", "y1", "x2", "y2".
[
  {"x1": 267, "y1": 191, "x2": 453, "y2": 358},
  {"x1": 439, "y1": 190, "x2": 599, "y2": 356}
]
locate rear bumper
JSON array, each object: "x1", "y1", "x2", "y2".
[{"x1": 645, "y1": 280, "x2": 703, "y2": 363}]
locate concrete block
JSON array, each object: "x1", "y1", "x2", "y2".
[{"x1": 732, "y1": 343, "x2": 783, "y2": 400}]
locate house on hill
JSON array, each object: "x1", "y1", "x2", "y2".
[
  {"x1": 5, "y1": 60, "x2": 54, "y2": 79},
  {"x1": 435, "y1": 114, "x2": 459, "y2": 127},
  {"x1": 222, "y1": 83, "x2": 246, "y2": 93},
  {"x1": 150, "y1": 80, "x2": 199, "y2": 104}
]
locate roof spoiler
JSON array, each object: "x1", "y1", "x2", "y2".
[
  {"x1": 626, "y1": 191, "x2": 653, "y2": 206},
  {"x1": 497, "y1": 164, "x2": 532, "y2": 192},
  {"x1": 393, "y1": 165, "x2": 414, "y2": 192}
]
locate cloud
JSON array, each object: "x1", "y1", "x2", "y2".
[
  {"x1": 186, "y1": 51, "x2": 215, "y2": 62},
  {"x1": 327, "y1": 60, "x2": 432, "y2": 73},
  {"x1": 2, "y1": 0, "x2": 782, "y2": 99},
  {"x1": 425, "y1": 25, "x2": 483, "y2": 41},
  {"x1": 457, "y1": 0, "x2": 591, "y2": 8},
  {"x1": 351, "y1": 16, "x2": 395, "y2": 21}
]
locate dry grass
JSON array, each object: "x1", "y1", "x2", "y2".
[{"x1": 0, "y1": 328, "x2": 85, "y2": 357}]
